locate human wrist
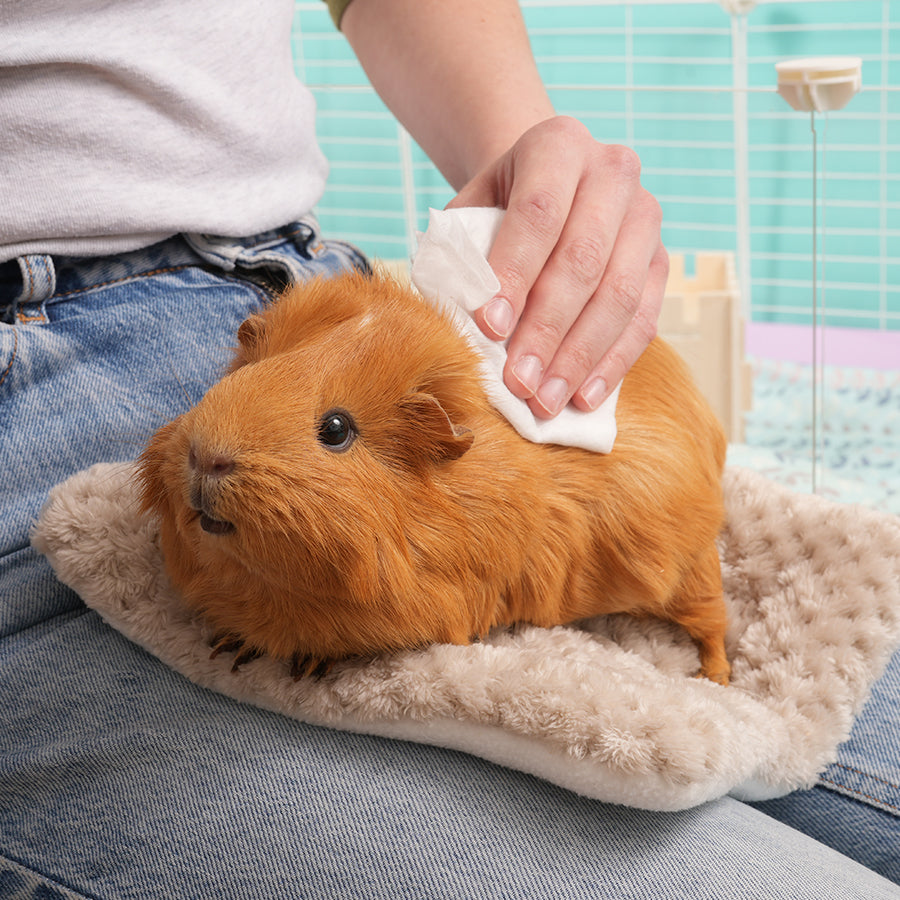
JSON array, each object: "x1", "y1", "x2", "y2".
[{"x1": 456, "y1": 107, "x2": 557, "y2": 190}]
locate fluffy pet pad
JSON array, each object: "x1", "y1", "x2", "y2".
[{"x1": 33, "y1": 462, "x2": 900, "y2": 812}]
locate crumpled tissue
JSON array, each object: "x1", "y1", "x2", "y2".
[{"x1": 410, "y1": 206, "x2": 620, "y2": 453}]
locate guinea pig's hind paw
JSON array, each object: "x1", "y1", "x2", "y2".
[
  {"x1": 209, "y1": 631, "x2": 243, "y2": 658},
  {"x1": 694, "y1": 667, "x2": 730, "y2": 687},
  {"x1": 230, "y1": 645, "x2": 264, "y2": 672},
  {"x1": 290, "y1": 653, "x2": 334, "y2": 681},
  {"x1": 209, "y1": 632, "x2": 264, "y2": 673}
]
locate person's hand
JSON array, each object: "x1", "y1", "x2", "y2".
[{"x1": 447, "y1": 116, "x2": 668, "y2": 419}]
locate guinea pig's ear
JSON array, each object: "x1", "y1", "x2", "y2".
[
  {"x1": 396, "y1": 392, "x2": 474, "y2": 466},
  {"x1": 231, "y1": 313, "x2": 267, "y2": 370}
]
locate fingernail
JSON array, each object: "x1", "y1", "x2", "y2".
[
  {"x1": 483, "y1": 298, "x2": 513, "y2": 339},
  {"x1": 511, "y1": 355, "x2": 543, "y2": 397},
  {"x1": 535, "y1": 377, "x2": 569, "y2": 417},
  {"x1": 580, "y1": 375, "x2": 608, "y2": 410}
]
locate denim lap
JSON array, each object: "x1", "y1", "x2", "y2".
[
  {"x1": 3, "y1": 613, "x2": 900, "y2": 899},
  {"x1": 2, "y1": 227, "x2": 900, "y2": 897},
  {"x1": 1, "y1": 267, "x2": 261, "y2": 538},
  {"x1": 751, "y1": 648, "x2": 900, "y2": 882}
]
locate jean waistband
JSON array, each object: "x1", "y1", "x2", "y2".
[{"x1": 0, "y1": 218, "x2": 325, "y2": 312}]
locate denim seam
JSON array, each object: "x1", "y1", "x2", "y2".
[
  {"x1": 0, "y1": 326, "x2": 18, "y2": 389},
  {"x1": 0, "y1": 851, "x2": 100, "y2": 900},
  {"x1": 52, "y1": 264, "x2": 193, "y2": 300},
  {"x1": 237, "y1": 280, "x2": 271, "y2": 307},
  {"x1": 213, "y1": 269, "x2": 274, "y2": 306},
  {"x1": 16, "y1": 311, "x2": 47, "y2": 324},
  {"x1": 820, "y1": 764, "x2": 900, "y2": 813},
  {"x1": 51, "y1": 264, "x2": 276, "y2": 310},
  {"x1": 1, "y1": 605, "x2": 91, "y2": 644}
]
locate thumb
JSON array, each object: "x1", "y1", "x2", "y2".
[{"x1": 444, "y1": 169, "x2": 501, "y2": 211}]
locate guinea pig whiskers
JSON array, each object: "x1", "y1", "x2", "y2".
[
  {"x1": 101, "y1": 365, "x2": 194, "y2": 423},
  {"x1": 162, "y1": 348, "x2": 204, "y2": 411},
  {"x1": 91, "y1": 433, "x2": 159, "y2": 456},
  {"x1": 89, "y1": 467, "x2": 153, "y2": 523}
]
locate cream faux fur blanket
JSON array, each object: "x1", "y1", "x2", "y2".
[{"x1": 33, "y1": 462, "x2": 900, "y2": 812}]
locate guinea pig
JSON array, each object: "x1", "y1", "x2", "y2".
[{"x1": 138, "y1": 270, "x2": 730, "y2": 685}]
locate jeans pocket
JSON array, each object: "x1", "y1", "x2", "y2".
[{"x1": 185, "y1": 217, "x2": 371, "y2": 296}]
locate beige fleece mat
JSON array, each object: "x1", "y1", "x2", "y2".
[{"x1": 33, "y1": 462, "x2": 900, "y2": 811}]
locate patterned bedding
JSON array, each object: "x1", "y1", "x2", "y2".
[{"x1": 728, "y1": 357, "x2": 900, "y2": 517}]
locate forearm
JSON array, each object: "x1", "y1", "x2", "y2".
[
  {"x1": 340, "y1": 0, "x2": 666, "y2": 420},
  {"x1": 340, "y1": 0, "x2": 555, "y2": 190}
]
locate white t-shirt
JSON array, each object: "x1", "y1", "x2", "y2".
[{"x1": 0, "y1": 0, "x2": 329, "y2": 263}]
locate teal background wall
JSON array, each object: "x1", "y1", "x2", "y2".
[{"x1": 292, "y1": 0, "x2": 898, "y2": 332}]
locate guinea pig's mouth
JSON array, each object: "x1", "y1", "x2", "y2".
[
  {"x1": 195, "y1": 510, "x2": 236, "y2": 536},
  {"x1": 188, "y1": 486, "x2": 236, "y2": 536}
]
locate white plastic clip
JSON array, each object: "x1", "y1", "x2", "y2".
[
  {"x1": 776, "y1": 57, "x2": 862, "y2": 112},
  {"x1": 718, "y1": 0, "x2": 758, "y2": 14}
]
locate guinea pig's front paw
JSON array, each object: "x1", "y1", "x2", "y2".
[
  {"x1": 209, "y1": 632, "x2": 264, "y2": 673},
  {"x1": 290, "y1": 653, "x2": 336, "y2": 681}
]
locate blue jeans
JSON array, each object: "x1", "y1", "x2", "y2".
[{"x1": 1, "y1": 222, "x2": 898, "y2": 898}]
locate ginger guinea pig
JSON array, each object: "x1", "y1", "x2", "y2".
[{"x1": 139, "y1": 270, "x2": 730, "y2": 685}]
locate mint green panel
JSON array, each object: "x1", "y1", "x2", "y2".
[{"x1": 294, "y1": 1, "x2": 897, "y2": 330}]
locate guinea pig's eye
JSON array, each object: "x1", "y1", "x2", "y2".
[{"x1": 317, "y1": 409, "x2": 357, "y2": 452}]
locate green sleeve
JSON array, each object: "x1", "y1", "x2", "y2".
[{"x1": 323, "y1": 0, "x2": 356, "y2": 29}]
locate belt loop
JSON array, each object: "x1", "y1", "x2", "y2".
[
  {"x1": 289, "y1": 220, "x2": 318, "y2": 259},
  {"x1": 13, "y1": 254, "x2": 55, "y2": 323},
  {"x1": 18, "y1": 254, "x2": 56, "y2": 304}
]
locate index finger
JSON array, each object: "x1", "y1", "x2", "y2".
[{"x1": 475, "y1": 176, "x2": 580, "y2": 342}]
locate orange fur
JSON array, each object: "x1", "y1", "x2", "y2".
[{"x1": 138, "y1": 271, "x2": 730, "y2": 684}]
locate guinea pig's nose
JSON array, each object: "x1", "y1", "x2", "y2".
[{"x1": 188, "y1": 444, "x2": 235, "y2": 479}]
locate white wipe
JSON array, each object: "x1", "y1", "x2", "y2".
[{"x1": 410, "y1": 207, "x2": 620, "y2": 454}]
